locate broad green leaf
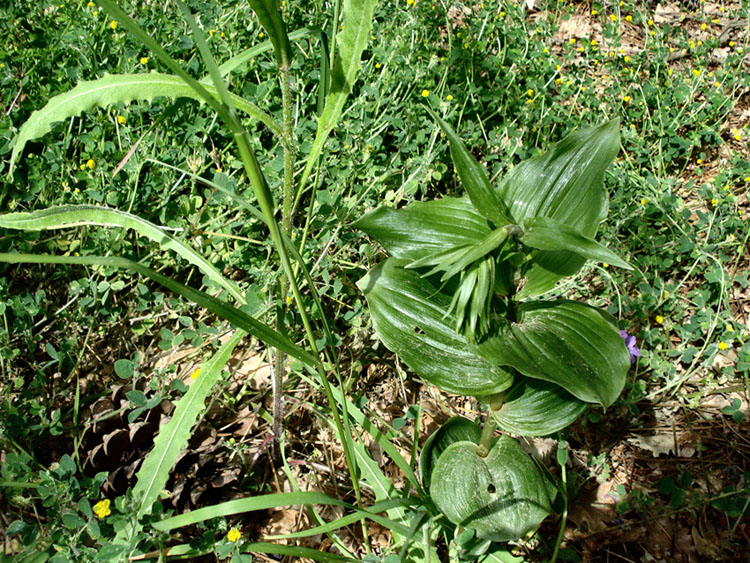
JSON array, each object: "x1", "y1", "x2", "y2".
[
  {"x1": 131, "y1": 331, "x2": 244, "y2": 524},
  {"x1": 426, "y1": 107, "x2": 512, "y2": 227},
  {"x1": 0, "y1": 253, "x2": 318, "y2": 368},
  {"x1": 495, "y1": 120, "x2": 620, "y2": 297},
  {"x1": 297, "y1": 0, "x2": 378, "y2": 195},
  {"x1": 357, "y1": 259, "x2": 513, "y2": 396},
  {"x1": 248, "y1": 0, "x2": 293, "y2": 66},
  {"x1": 473, "y1": 300, "x2": 629, "y2": 407},
  {"x1": 9, "y1": 73, "x2": 281, "y2": 176},
  {"x1": 490, "y1": 377, "x2": 587, "y2": 436},
  {"x1": 520, "y1": 216, "x2": 632, "y2": 270},
  {"x1": 430, "y1": 437, "x2": 551, "y2": 542},
  {"x1": 0, "y1": 205, "x2": 245, "y2": 304},
  {"x1": 355, "y1": 197, "x2": 491, "y2": 262},
  {"x1": 419, "y1": 417, "x2": 482, "y2": 490}
]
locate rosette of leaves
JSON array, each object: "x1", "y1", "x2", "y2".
[{"x1": 356, "y1": 114, "x2": 632, "y2": 542}]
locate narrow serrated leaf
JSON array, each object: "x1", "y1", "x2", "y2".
[{"x1": 10, "y1": 73, "x2": 281, "y2": 176}]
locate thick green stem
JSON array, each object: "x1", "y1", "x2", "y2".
[{"x1": 476, "y1": 414, "x2": 497, "y2": 458}]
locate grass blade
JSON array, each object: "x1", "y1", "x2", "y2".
[
  {"x1": 0, "y1": 204, "x2": 246, "y2": 304},
  {"x1": 0, "y1": 253, "x2": 317, "y2": 368}
]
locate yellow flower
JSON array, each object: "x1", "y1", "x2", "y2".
[
  {"x1": 259, "y1": 32, "x2": 264, "y2": 38},
  {"x1": 701, "y1": 23, "x2": 706, "y2": 30},
  {"x1": 647, "y1": 19, "x2": 654, "y2": 26},
  {"x1": 117, "y1": 115, "x2": 126, "y2": 124},
  {"x1": 625, "y1": 15, "x2": 632, "y2": 22},
  {"x1": 86, "y1": 159, "x2": 96, "y2": 170},
  {"x1": 140, "y1": 56, "x2": 148, "y2": 65},
  {"x1": 446, "y1": 94, "x2": 453, "y2": 101},
  {"x1": 655, "y1": 315, "x2": 664, "y2": 324},
  {"x1": 726, "y1": 324, "x2": 734, "y2": 332},
  {"x1": 624, "y1": 55, "x2": 630, "y2": 62},
  {"x1": 591, "y1": 39, "x2": 598, "y2": 46},
  {"x1": 375, "y1": 62, "x2": 381, "y2": 69},
  {"x1": 609, "y1": 14, "x2": 617, "y2": 22},
  {"x1": 227, "y1": 528, "x2": 242, "y2": 542},
  {"x1": 286, "y1": 294, "x2": 293, "y2": 305},
  {"x1": 711, "y1": 198, "x2": 718, "y2": 205},
  {"x1": 640, "y1": 197, "x2": 648, "y2": 205},
  {"x1": 191, "y1": 368, "x2": 201, "y2": 380},
  {"x1": 421, "y1": 89, "x2": 430, "y2": 98},
  {"x1": 729, "y1": 41, "x2": 735, "y2": 47},
  {"x1": 94, "y1": 499, "x2": 111, "y2": 519},
  {"x1": 697, "y1": 158, "x2": 702, "y2": 164},
  {"x1": 570, "y1": 38, "x2": 576, "y2": 44},
  {"x1": 109, "y1": 20, "x2": 117, "y2": 30},
  {"x1": 718, "y1": 341, "x2": 729, "y2": 351},
  {"x1": 591, "y1": 9, "x2": 597, "y2": 15},
  {"x1": 527, "y1": 89, "x2": 534, "y2": 96},
  {"x1": 87, "y1": 1, "x2": 95, "y2": 6},
  {"x1": 623, "y1": 95, "x2": 631, "y2": 102}
]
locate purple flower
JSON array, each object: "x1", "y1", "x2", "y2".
[{"x1": 620, "y1": 330, "x2": 642, "y2": 364}]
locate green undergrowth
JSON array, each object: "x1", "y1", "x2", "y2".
[{"x1": 0, "y1": 0, "x2": 748, "y2": 560}]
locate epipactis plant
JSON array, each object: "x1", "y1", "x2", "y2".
[{"x1": 356, "y1": 114, "x2": 632, "y2": 542}]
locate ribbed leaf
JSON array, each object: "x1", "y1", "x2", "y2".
[
  {"x1": 248, "y1": 0, "x2": 293, "y2": 66},
  {"x1": 357, "y1": 258, "x2": 513, "y2": 396},
  {"x1": 419, "y1": 417, "x2": 482, "y2": 490},
  {"x1": 298, "y1": 0, "x2": 378, "y2": 193},
  {"x1": 426, "y1": 107, "x2": 512, "y2": 227},
  {"x1": 520, "y1": 216, "x2": 632, "y2": 270},
  {"x1": 9, "y1": 73, "x2": 281, "y2": 176},
  {"x1": 495, "y1": 120, "x2": 620, "y2": 297},
  {"x1": 491, "y1": 377, "x2": 587, "y2": 436},
  {"x1": 0, "y1": 205, "x2": 245, "y2": 303},
  {"x1": 132, "y1": 331, "x2": 244, "y2": 520},
  {"x1": 430, "y1": 437, "x2": 551, "y2": 542},
  {"x1": 473, "y1": 300, "x2": 628, "y2": 407},
  {"x1": 356, "y1": 197, "x2": 491, "y2": 262}
]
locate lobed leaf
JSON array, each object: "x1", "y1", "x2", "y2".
[
  {"x1": 357, "y1": 258, "x2": 513, "y2": 396},
  {"x1": 419, "y1": 417, "x2": 482, "y2": 490},
  {"x1": 430, "y1": 437, "x2": 552, "y2": 542},
  {"x1": 473, "y1": 300, "x2": 629, "y2": 407}
]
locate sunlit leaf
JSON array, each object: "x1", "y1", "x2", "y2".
[{"x1": 357, "y1": 259, "x2": 513, "y2": 396}]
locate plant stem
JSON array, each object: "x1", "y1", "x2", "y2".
[
  {"x1": 550, "y1": 461, "x2": 568, "y2": 563},
  {"x1": 476, "y1": 414, "x2": 497, "y2": 458}
]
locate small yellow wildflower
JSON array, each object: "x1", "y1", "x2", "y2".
[
  {"x1": 227, "y1": 528, "x2": 242, "y2": 542},
  {"x1": 718, "y1": 341, "x2": 729, "y2": 351},
  {"x1": 647, "y1": 19, "x2": 654, "y2": 26},
  {"x1": 591, "y1": 9, "x2": 597, "y2": 15},
  {"x1": 602, "y1": 263, "x2": 609, "y2": 268},
  {"x1": 117, "y1": 115, "x2": 126, "y2": 124},
  {"x1": 624, "y1": 55, "x2": 630, "y2": 63},
  {"x1": 591, "y1": 39, "x2": 598, "y2": 46},
  {"x1": 640, "y1": 197, "x2": 648, "y2": 205},
  {"x1": 259, "y1": 32, "x2": 264, "y2": 38},
  {"x1": 711, "y1": 198, "x2": 718, "y2": 205},
  {"x1": 625, "y1": 15, "x2": 632, "y2": 22},
  {"x1": 86, "y1": 159, "x2": 96, "y2": 170},
  {"x1": 570, "y1": 38, "x2": 576, "y2": 44},
  {"x1": 623, "y1": 95, "x2": 631, "y2": 103},
  {"x1": 668, "y1": 69, "x2": 673, "y2": 76},
  {"x1": 286, "y1": 295, "x2": 293, "y2": 305},
  {"x1": 726, "y1": 324, "x2": 734, "y2": 332},
  {"x1": 109, "y1": 20, "x2": 117, "y2": 30},
  {"x1": 140, "y1": 56, "x2": 148, "y2": 65},
  {"x1": 375, "y1": 62, "x2": 381, "y2": 69},
  {"x1": 732, "y1": 128, "x2": 742, "y2": 141},
  {"x1": 655, "y1": 315, "x2": 664, "y2": 324},
  {"x1": 609, "y1": 14, "x2": 617, "y2": 22},
  {"x1": 209, "y1": 29, "x2": 216, "y2": 36},
  {"x1": 663, "y1": 290, "x2": 670, "y2": 299},
  {"x1": 527, "y1": 89, "x2": 534, "y2": 96},
  {"x1": 93, "y1": 10, "x2": 98, "y2": 15},
  {"x1": 421, "y1": 89, "x2": 430, "y2": 98},
  {"x1": 191, "y1": 368, "x2": 201, "y2": 380},
  {"x1": 93, "y1": 499, "x2": 111, "y2": 519},
  {"x1": 697, "y1": 158, "x2": 703, "y2": 164},
  {"x1": 729, "y1": 41, "x2": 735, "y2": 47},
  {"x1": 446, "y1": 94, "x2": 453, "y2": 101},
  {"x1": 701, "y1": 23, "x2": 706, "y2": 31},
  {"x1": 79, "y1": 164, "x2": 86, "y2": 171},
  {"x1": 87, "y1": 1, "x2": 95, "y2": 6},
  {"x1": 745, "y1": 177, "x2": 750, "y2": 182}
]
